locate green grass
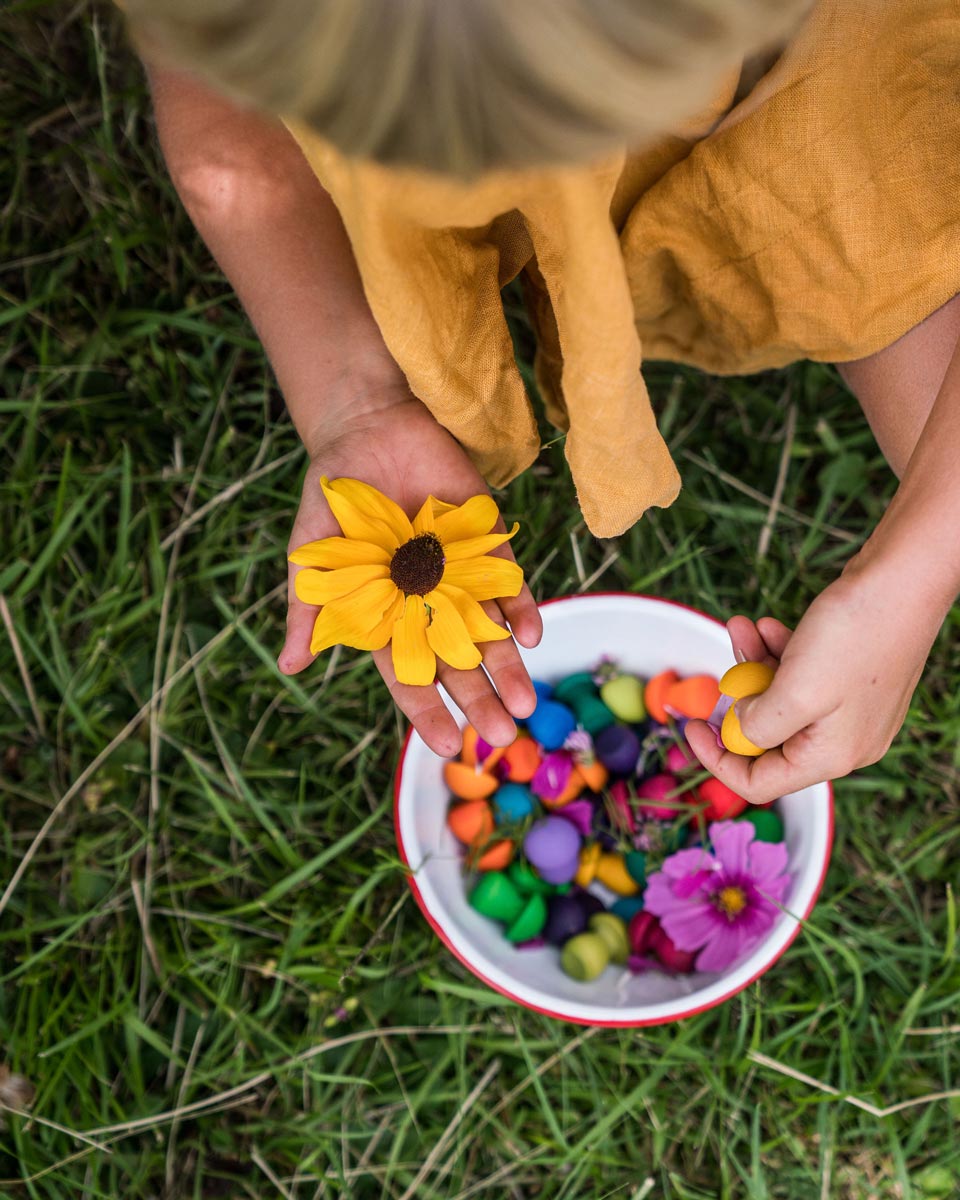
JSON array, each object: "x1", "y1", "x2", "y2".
[{"x1": 1, "y1": 3, "x2": 959, "y2": 1197}]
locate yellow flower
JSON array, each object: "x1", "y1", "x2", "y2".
[{"x1": 289, "y1": 477, "x2": 523, "y2": 686}]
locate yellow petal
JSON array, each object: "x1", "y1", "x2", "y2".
[
  {"x1": 431, "y1": 498, "x2": 458, "y2": 518},
  {"x1": 295, "y1": 563, "x2": 390, "y2": 606},
  {"x1": 289, "y1": 536, "x2": 391, "y2": 569},
  {"x1": 324, "y1": 477, "x2": 413, "y2": 547},
  {"x1": 320, "y1": 477, "x2": 400, "y2": 550},
  {"x1": 368, "y1": 592, "x2": 405, "y2": 651},
  {"x1": 321, "y1": 590, "x2": 404, "y2": 654},
  {"x1": 308, "y1": 578, "x2": 399, "y2": 654},
  {"x1": 434, "y1": 584, "x2": 512, "y2": 643},
  {"x1": 411, "y1": 495, "x2": 436, "y2": 536},
  {"x1": 441, "y1": 555, "x2": 524, "y2": 602},
  {"x1": 392, "y1": 595, "x2": 436, "y2": 686},
  {"x1": 425, "y1": 591, "x2": 483, "y2": 671},
  {"x1": 442, "y1": 523, "x2": 519, "y2": 563},
  {"x1": 434, "y1": 495, "x2": 499, "y2": 543}
]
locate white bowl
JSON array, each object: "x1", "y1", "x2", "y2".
[{"x1": 394, "y1": 593, "x2": 834, "y2": 1026}]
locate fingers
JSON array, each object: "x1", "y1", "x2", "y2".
[
  {"x1": 371, "y1": 599, "x2": 534, "y2": 756},
  {"x1": 374, "y1": 646, "x2": 464, "y2": 758},
  {"x1": 726, "y1": 614, "x2": 790, "y2": 668},
  {"x1": 433, "y1": 506, "x2": 540, "y2": 734},
  {"x1": 476, "y1": 602, "x2": 537, "y2": 718},
  {"x1": 685, "y1": 718, "x2": 835, "y2": 805},
  {"x1": 756, "y1": 616, "x2": 793, "y2": 659},
  {"x1": 279, "y1": 561, "x2": 319, "y2": 675},
  {"x1": 734, "y1": 670, "x2": 828, "y2": 757},
  {"x1": 436, "y1": 661, "x2": 518, "y2": 747},
  {"x1": 726, "y1": 615, "x2": 769, "y2": 664},
  {"x1": 718, "y1": 613, "x2": 805, "y2": 752},
  {"x1": 499, "y1": 581, "x2": 543, "y2": 650},
  {"x1": 281, "y1": 466, "x2": 336, "y2": 674},
  {"x1": 487, "y1": 513, "x2": 542, "y2": 650}
]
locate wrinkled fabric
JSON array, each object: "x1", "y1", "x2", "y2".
[{"x1": 286, "y1": 0, "x2": 960, "y2": 538}]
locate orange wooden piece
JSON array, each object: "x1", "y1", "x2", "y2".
[
  {"x1": 474, "y1": 840, "x2": 514, "y2": 871},
  {"x1": 459, "y1": 725, "x2": 508, "y2": 772},
  {"x1": 575, "y1": 759, "x2": 609, "y2": 793},
  {"x1": 481, "y1": 744, "x2": 508, "y2": 772},
  {"x1": 665, "y1": 674, "x2": 720, "y2": 720},
  {"x1": 460, "y1": 725, "x2": 480, "y2": 767},
  {"x1": 645, "y1": 670, "x2": 680, "y2": 724},
  {"x1": 443, "y1": 760, "x2": 499, "y2": 800},
  {"x1": 540, "y1": 765, "x2": 585, "y2": 810},
  {"x1": 447, "y1": 799, "x2": 494, "y2": 845},
  {"x1": 501, "y1": 734, "x2": 541, "y2": 783}
]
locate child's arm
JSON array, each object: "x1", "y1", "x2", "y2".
[
  {"x1": 687, "y1": 299, "x2": 960, "y2": 801},
  {"x1": 146, "y1": 63, "x2": 541, "y2": 754}
]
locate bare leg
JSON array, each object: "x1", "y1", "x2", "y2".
[{"x1": 836, "y1": 294, "x2": 960, "y2": 478}]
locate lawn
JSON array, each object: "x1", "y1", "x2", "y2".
[{"x1": 1, "y1": 4, "x2": 958, "y2": 1197}]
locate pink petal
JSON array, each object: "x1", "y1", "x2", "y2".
[
  {"x1": 731, "y1": 899, "x2": 777, "y2": 940},
  {"x1": 748, "y1": 839, "x2": 789, "y2": 883},
  {"x1": 659, "y1": 902, "x2": 723, "y2": 952},
  {"x1": 757, "y1": 873, "x2": 792, "y2": 906},
  {"x1": 709, "y1": 820, "x2": 755, "y2": 875},
  {"x1": 641, "y1": 873, "x2": 685, "y2": 916},
  {"x1": 695, "y1": 922, "x2": 749, "y2": 971},
  {"x1": 661, "y1": 846, "x2": 718, "y2": 880},
  {"x1": 672, "y1": 868, "x2": 714, "y2": 899}
]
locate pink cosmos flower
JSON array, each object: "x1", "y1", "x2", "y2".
[{"x1": 642, "y1": 820, "x2": 790, "y2": 972}]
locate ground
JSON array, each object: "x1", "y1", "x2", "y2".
[{"x1": 1, "y1": 4, "x2": 958, "y2": 1198}]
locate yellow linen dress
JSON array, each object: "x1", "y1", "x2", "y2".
[{"x1": 286, "y1": 0, "x2": 959, "y2": 537}]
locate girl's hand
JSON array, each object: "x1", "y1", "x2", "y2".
[
  {"x1": 684, "y1": 565, "x2": 940, "y2": 803},
  {"x1": 279, "y1": 387, "x2": 542, "y2": 757}
]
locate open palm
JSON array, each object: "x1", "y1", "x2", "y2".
[{"x1": 279, "y1": 393, "x2": 542, "y2": 755}]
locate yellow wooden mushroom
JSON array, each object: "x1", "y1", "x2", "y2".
[{"x1": 718, "y1": 661, "x2": 777, "y2": 757}]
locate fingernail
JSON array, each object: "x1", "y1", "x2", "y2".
[{"x1": 519, "y1": 619, "x2": 543, "y2": 648}]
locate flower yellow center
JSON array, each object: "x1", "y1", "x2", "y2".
[
  {"x1": 390, "y1": 533, "x2": 445, "y2": 596},
  {"x1": 715, "y1": 886, "x2": 747, "y2": 918}
]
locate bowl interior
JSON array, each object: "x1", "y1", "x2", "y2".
[{"x1": 395, "y1": 594, "x2": 832, "y2": 1024}]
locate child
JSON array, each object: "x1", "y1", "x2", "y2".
[{"x1": 124, "y1": 0, "x2": 960, "y2": 803}]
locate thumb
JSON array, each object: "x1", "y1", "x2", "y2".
[
  {"x1": 735, "y1": 677, "x2": 816, "y2": 752},
  {"x1": 279, "y1": 561, "x2": 320, "y2": 675}
]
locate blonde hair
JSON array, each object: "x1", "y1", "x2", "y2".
[{"x1": 128, "y1": 0, "x2": 810, "y2": 177}]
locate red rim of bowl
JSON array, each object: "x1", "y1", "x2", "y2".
[{"x1": 393, "y1": 592, "x2": 836, "y2": 1027}]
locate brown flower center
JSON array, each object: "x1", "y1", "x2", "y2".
[
  {"x1": 390, "y1": 533, "x2": 445, "y2": 596},
  {"x1": 715, "y1": 885, "x2": 747, "y2": 918}
]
